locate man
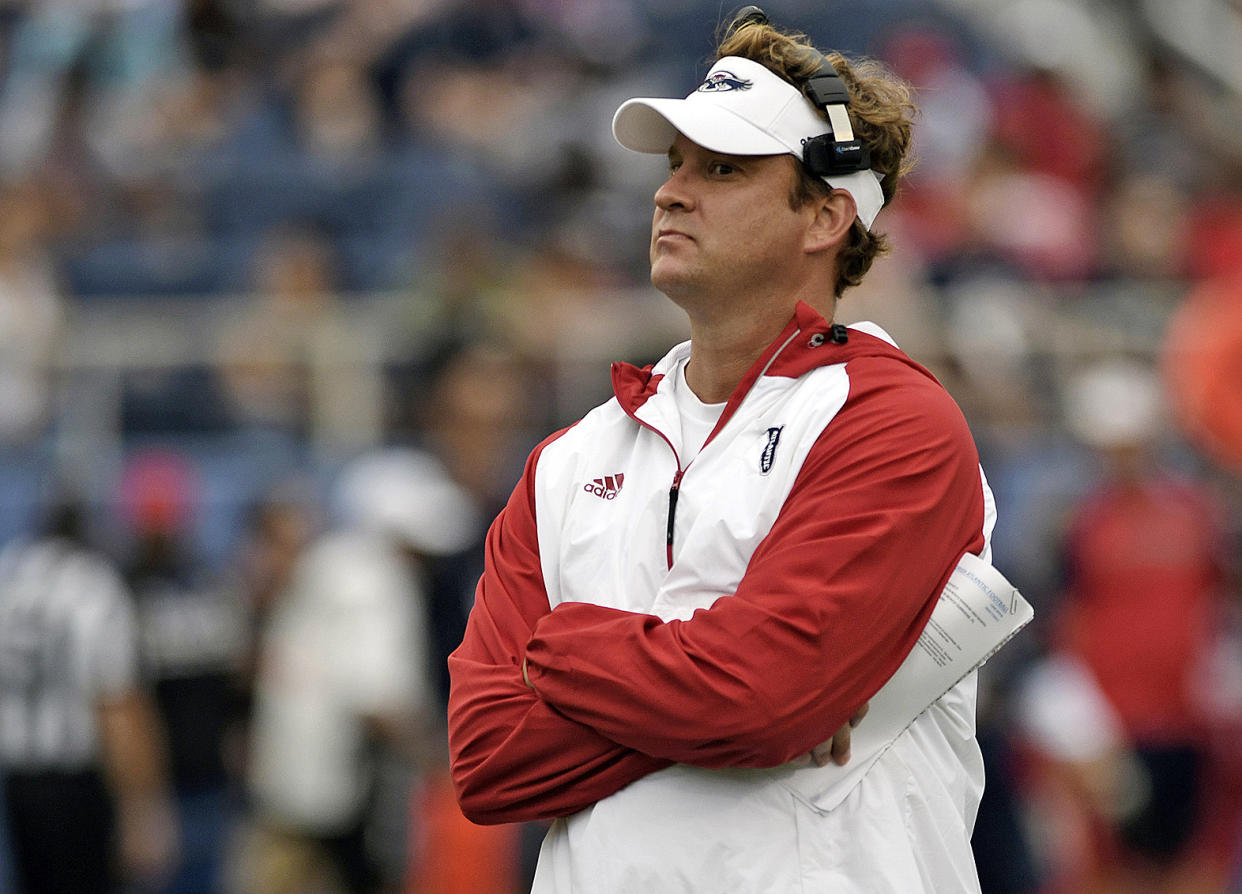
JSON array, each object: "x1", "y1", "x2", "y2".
[
  {"x1": 1022, "y1": 358, "x2": 1230, "y2": 892},
  {"x1": 118, "y1": 449, "x2": 245, "y2": 894},
  {"x1": 448, "y1": 9, "x2": 996, "y2": 891},
  {"x1": 244, "y1": 448, "x2": 476, "y2": 894},
  {"x1": 0, "y1": 498, "x2": 178, "y2": 894}
]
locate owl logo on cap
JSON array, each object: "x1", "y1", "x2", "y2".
[{"x1": 698, "y1": 71, "x2": 752, "y2": 92}]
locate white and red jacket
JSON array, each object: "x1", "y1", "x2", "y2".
[{"x1": 448, "y1": 302, "x2": 995, "y2": 892}]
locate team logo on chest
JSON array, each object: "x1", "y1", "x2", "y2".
[{"x1": 760, "y1": 426, "x2": 784, "y2": 475}]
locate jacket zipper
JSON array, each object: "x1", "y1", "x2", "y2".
[
  {"x1": 659, "y1": 328, "x2": 810, "y2": 567},
  {"x1": 618, "y1": 325, "x2": 808, "y2": 571},
  {"x1": 615, "y1": 409, "x2": 685, "y2": 570},
  {"x1": 666, "y1": 469, "x2": 684, "y2": 568}
]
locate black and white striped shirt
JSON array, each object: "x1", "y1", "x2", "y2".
[{"x1": 0, "y1": 537, "x2": 139, "y2": 771}]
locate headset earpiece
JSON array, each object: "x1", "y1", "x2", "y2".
[
  {"x1": 802, "y1": 133, "x2": 870, "y2": 176},
  {"x1": 799, "y1": 55, "x2": 870, "y2": 175}
]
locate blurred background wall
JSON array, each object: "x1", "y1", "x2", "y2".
[{"x1": 0, "y1": 0, "x2": 1241, "y2": 892}]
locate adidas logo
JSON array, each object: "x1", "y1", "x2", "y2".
[{"x1": 583, "y1": 473, "x2": 624, "y2": 500}]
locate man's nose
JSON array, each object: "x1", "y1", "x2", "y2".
[{"x1": 654, "y1": 168, "x2": 694, "y2": 212}]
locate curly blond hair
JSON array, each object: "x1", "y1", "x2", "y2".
[{"x1": 715, "y1": 17, "x2": 917, "y2": 297}]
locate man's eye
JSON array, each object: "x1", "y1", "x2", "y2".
[{"x1": 710, "y1": 162, "x2": 736, "y2": 175}]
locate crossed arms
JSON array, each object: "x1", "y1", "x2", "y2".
[{"x1": 447, "y1": 366, "x2": 986, "y2": 825}]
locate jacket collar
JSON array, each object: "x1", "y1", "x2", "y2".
[{"x1": 611, "y1": 301, "x2": 932, "y2": 420}]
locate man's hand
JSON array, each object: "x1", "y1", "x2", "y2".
[
  {"x1": 805, "y1": 702, "x2": 870, "y2": 768},
  {"x1": 116, "y1": 797, "x2": 179, "y2": 885}
]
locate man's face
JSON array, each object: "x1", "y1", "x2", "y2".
[{"x1": 649, "y1": 133, "x2": 812, "y2": 310}]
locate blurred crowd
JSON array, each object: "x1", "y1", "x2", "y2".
[{"x1": 0, "y1": 0, "x2": 1241, "y2": 892}]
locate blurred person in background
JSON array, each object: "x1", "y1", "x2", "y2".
[
  {"x1": 0, "y1": 178, "x2": 64, "y2": 447},
  {"x1": 230, "y1": 487, "x2": 316, "y2": 712},
  {"x1": 408, "y1": 341, "x2": 533, "y2": 709},
  {"x1": 221, "y1": 485, "x2": 315, "y2": 883},
  {"x1": 402, "y1": 342, "x2": 537, "y2": 893},
  {"x1": 0, "y1": 0, "x2": 190, "y2": 180},
  {"x1": 118, "y1": 449, "x2": 246, "y2": 894},
  {"x1": 216, "y1": 221, "x2": 365, "y2": 448},
  {"x1": 215, "y1": 221, "x2": 329, "y2": 435},
  {"x1": 1019, "y1": 358, "x2": 1234, "y2": 894},
  {"x1": 241, "y1": 448, "x2": 477, "y2": 894},
  {"x1": 0, "y1": 493, "x2": 179, "y2": 893}
]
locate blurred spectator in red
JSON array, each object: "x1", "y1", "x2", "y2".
[
  {"x1": 1164, "y1": 274, "x2": 1242, "y2": 475},
  {"x1": 118, "y1": 448, "x2": 247, "y2": 894},
  {"x1": 988, "y1": 67, "x2": 1109, "y2": 199},
  {"x1": 898, "y1": 55, "x2": 1109, "y2": 283},
  {"x1": 879, "y1": 24, "x2": 991, "y2": 269},
  {"x1": 883, "y1": 26, "x2": 993, "y2": 186},
  {"x1": 1186, "y1": 192, "x2": 1242, "y2": 283},
  {"x1": 0, "y1": 493, "x2": 179, "y2": 893},
  {"x1": 1022, "y1": 358, "x2": 1234, "y2": 893},
  {"x1": 959, "y1": 138, "x2": 1098, "y2": 282}
]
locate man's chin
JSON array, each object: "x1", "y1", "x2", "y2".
[{"x1": 650, "y1": 263, "x2": 697, "y2": 298}]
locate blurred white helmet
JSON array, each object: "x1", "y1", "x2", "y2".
[
  {"x1": 1064, "y1": 358, "x2": 1164, "y2": 448},
  {"x1": 334, "y1": 448, "x2": 480, "y2": 555}
]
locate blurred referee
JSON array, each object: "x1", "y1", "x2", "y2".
[{"x1": 0, "y1": 499, "x2": 176, "y2": 893}]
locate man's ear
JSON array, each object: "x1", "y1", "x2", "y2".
[{"x1": 804, "y1": 189, "x2": 857, "y2": 255}]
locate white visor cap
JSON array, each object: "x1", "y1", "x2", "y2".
[{"x1": 613, "y1": 56, "x2": 886, "y2": 230}]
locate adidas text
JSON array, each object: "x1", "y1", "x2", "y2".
[{"x1": 584, "y1": 474, "x2": 624, "y2": 500}]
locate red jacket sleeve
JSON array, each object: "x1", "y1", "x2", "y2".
[
  {"x1": 446, "y1": 432, "x2": 670, "y2": 825},
  {"x1": 523, "y1": 359, "x2": 987, "y2": 768}
]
